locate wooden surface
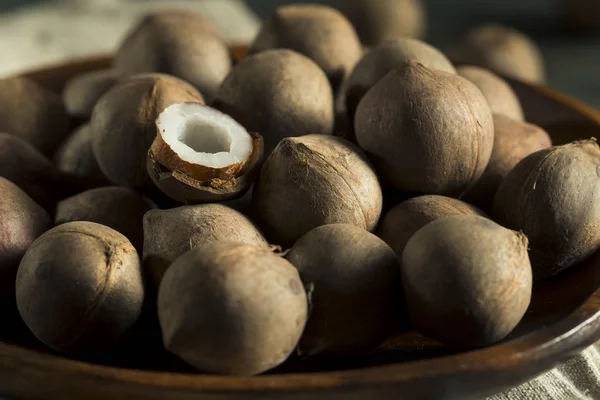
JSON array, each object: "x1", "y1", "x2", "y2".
[{"x1": 7, "y1": 55, "x2": 600, "y2": 400}]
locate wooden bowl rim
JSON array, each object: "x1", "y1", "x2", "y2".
[{"x1": 8, "y1": 55, "x2": 600, "y2": 394}]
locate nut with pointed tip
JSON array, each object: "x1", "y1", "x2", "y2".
[
  {"x1": 253, "y1": 134, "x2": 382, "y2": 248},
  {"x1": 345, "y1": 38, "x2": 455, "y2": 120},
  {"x1": 158, "y1": 241, "x2": 307, "y2": 375},
  {"x1": 147, "y1": 103, "x2": 263, "y2": 204},
  {"x1": 354, "y1": 61, "x2": 494, "y2": 196},
  {"x1": 402, "y1": 215, "x2": 532, "y2": 349},
  {"x1": 493, "y1": 140, "x2": 600, "y2": 279}
]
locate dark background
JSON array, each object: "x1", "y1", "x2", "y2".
[{"x1": 2, "y1": 0, "x2": 599, "y2": 108}]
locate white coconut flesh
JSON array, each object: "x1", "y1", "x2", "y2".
[{"x1": 157, "y1": 103, "x2": 253, "y2": 169}]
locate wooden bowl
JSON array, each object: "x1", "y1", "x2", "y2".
[{"x1": 4, "y1": 53, "x2": 600, "y2": 400}]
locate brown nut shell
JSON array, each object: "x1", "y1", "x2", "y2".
[
  {"x1": 463, "y1": 115, "x2": 552, "y2": 210},
  {"x1": 142, "y1": 204, "x2": 268, "y2": 292},
  {"x1": 91, "y1": 73, "x2": 204, "y2": 189},
  {"x1": 62, "y1": 69, "x2": 119, "y2": 119},
  {"x1": 493, "y1": 140, "x2": 600, "y2": 279},
  {"x1": 355, "y1": 61, "x2": 494, "y2": 196},
  {"x1": 250, "y1": 4, "x2": 362, "y2": 91},
  {"x1": 378, "y1": 195, "x2": 485, "y2": 258},
  {"x1": 253, "y1": 134, "x2": 382, "y2": 248},
  {"x1": 402, "y1": 215, "x2": 532, "y2": 349},
  {"x1": 456, "y1": 66, "x2": 524, "y2": 121},
  {"x1": 346, "y1": 38, "x2": 455, "y2": 119},
  {"x1": 0, "y1": 177, "x2": 51, "y2": 313},
  {"x1": 55, "y1": 186, "x2": 153, "y2": 252},
  {"x1": 0, "y1": 77, "x2": 70, "y2": 156},
  {"x1": 449, "y1": 24, "x2": 545, "y2": 84},
  {"x1": 158, "y1": 242, "x2": 307, "y2": 376},
  {"x1": 115, "y1": 12, "x2": 231, "y2": 102},
  {"x1": 213, "y1": 49, "x2": 334, "y2": 155},
  {"x1": 336, "y1": 0, "x2": 427, "y2": 45},
  {"x1": 287, "y1": 224, "x2": 404, "y2": 357},
  {"x1": 54, "y1": 124, "x2": 110, "y2": 188},
  {"x1": 16, "y1": 222, "x2": 144, "y2": 353}
]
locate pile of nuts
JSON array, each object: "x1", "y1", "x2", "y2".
[{"x1": 0, "y1": 1, "x2": 596, "y2": 377}]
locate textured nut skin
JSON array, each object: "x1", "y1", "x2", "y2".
[
  {"x1": 457, "y1": 66, "x2": 524, "y2": 121},
  {"x1": 54, "y1": 124, "x2": 110, "y2": 188},
  {"x1": 55, "y1": 186, "x2": 153, "y2": 252},
  {"x1": 463, "y1": 115, "x2": 552, "y2": 210},
  {"x1": 250, "y1": 4, "x2": 362, "y2": 91},
  {"x1": 493, "y1": 140, "x2": 600, "y2": 279},
  {"x1": 158, "y1": 242, "x2": 307, "y2": 375},
  {"x1": 378, "y1": 195, "x2": 484, "y2": 258},
  {"x1": 0, "y1": 77, "x2": 69, "y2": 156},
  {"x1": 16, "y1": 222, "x2": 144, "y2": 353},
  {"x1": 253, "y1": 134, "x2": 382, "y2": 248},
  {"x1": 0, "y1": 133, "x2": 74, "y2": 211},
  {"x1": 450, "y1": 24, "x2": 545, "y2": 84},
  {"x1": 62, "y1": 69, "x2": 119, "y2": 119},
  {"x1": 213, "y1": 49, "x2": 334, "y2": 155},
  {"x1": 142, "y1": 204, "x2": 268, "y2": 292},
  {"x1": 355, "y1": 61, "x2": 494, "y2": 196},
  {"x1": 0, "y1": 177, "x2": 50, "y2": 312},
  {"x1": 91, "y1": 73, "x2": 204, "y2": 189},
  {"x1": 336, "y1": 0, "x2": 426, "y2": 45},
  {"x1": 287, "y1": 224, "x2": 403, "y2": 357},
  {"x1": 402, "y1": 215, "x2": 532, "y2": 349},
  {"x1": 346, "y1": 38, "x2": 455, "y2": 119},
  {"x1": 115, "y1": 12, "x2": 231, "y2": 102}
]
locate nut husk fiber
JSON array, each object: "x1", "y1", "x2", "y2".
[
  {"x1": 16, "y1": 221, "x2": 144, "y2": 353},
  {"x1": 0, "y1": 177, "x2": 51, "y2": 314},
  {"x1": 54, "y1": 124, "x2": 110, "y2": 188},
  {"x1": 250, "y1": 4, "x2": 362, "y2": 92},
  {"x1": 213, "y1": 49, "x2": 334, "y2": 155},
  {"x1": 0, "y1": 77, "x2": 70, "y2": 156},
  {"x1": 253, "y1": 134, "x2": 382, "y2": 248},
  {"x1": 62, "y1": 69, "x2": 119, "y2": 119},
  {"x1": 354, "y1": 61, "x2": 494, "y2": 196},
  {"x1": 55, "y1": 186, "x2": 153, "y2": 252},
  {"x1": 0, "y1": 133, "x2": 79, "y2": 211},
  {"x1": 335, "y1": 0, "x2": 427, "y2": 45},
  {"x1": 91, "y1": 73, "x2": 204, "y2": 189},
  {"x1": 158, "y1": 241, "x2": 307, "y2": 375},
  {"x1": 493, "y1": 140, "x2": 600, "y2": 279},
  {"x1": 346, "y1": 38, "x2": 455, "y2": 119},
  {"x1": 142, "y1": 204, "x2": 268, "y2": 292},
  {"x1": 287, "y1": 224, "x2": 404, "y2": 357},
  {"x1": 456, "y1": 66, "x2": 524, "y2": 121},
  {"x1": 449, "y1": 24, "x2": 545, "y2": 84},
  {"x1": 402, "y1": 215, "x2": 532, "y2": 348},
  {"x1": 463, "y1": 115, "x2": 552, "y2": 210},
  {"x1": 115, "y1": 12, "x2": 231, "y2": 102},
  {"x1": 378, "y1": 195, "x2": 485, "y2": 258}
]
